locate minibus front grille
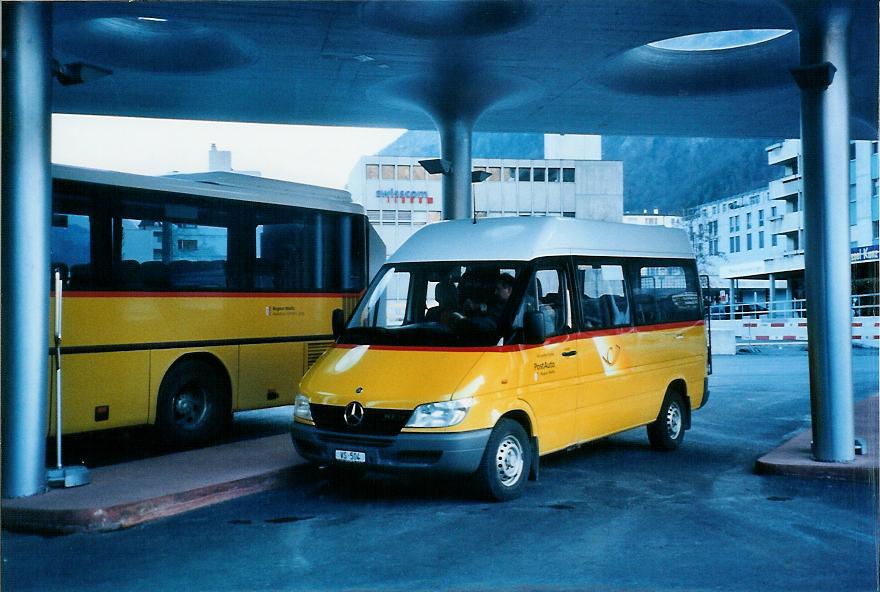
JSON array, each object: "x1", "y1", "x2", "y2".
[
  {"x1": 318, "y1": 433, "x2": 394, "y2": 448},
  {"x1": 309, "y1": 404, "x2": 412, "y2": 436}
]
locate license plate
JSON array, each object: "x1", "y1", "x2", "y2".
[{"x1": 335, "y1": 450, "x2": 366, "y2": 463}]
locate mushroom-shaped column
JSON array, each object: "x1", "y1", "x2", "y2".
[
  {"x1": 363, "y1": 1, "x2": 537, "y2": 220},
  {"x1": 788, "y1": 0, "x2": 855, "y2": 462}
]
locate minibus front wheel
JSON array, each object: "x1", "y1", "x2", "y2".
[{"x1": 476, "y1": 418, "x2": 531, "y2": 501}]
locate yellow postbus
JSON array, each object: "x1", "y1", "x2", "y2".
[
  {"x1": 292, "y1": 216, "x2": 709, "y2": 500},
  {"x1": 49, "y1": 165, "x2": 381, "y2": 447}
]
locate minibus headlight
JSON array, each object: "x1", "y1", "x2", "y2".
[
  {"x1": 294, "y1": 394, "x2": 313, "y2": 422},
  {"x1": 405, "y1": 398, "x2": 475, "y2": 428}
]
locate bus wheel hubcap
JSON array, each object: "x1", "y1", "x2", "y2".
[
  {"x1": 496, "y1": 436, "x2": 524, "y2": 486},
  {"x1": 174, "y1": 389, "x2": 207, "y2": 428},
  {"x1": 666, "y1": 403, "x2": 682, "y2": 439}
]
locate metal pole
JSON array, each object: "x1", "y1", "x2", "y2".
[
  {"x1": 1, "y1": 2, "x2": 53, "y2": 498},
  {"x1": 729, "y1": 279, "x2": 735, "y2": 320},
  {"x1": 55, "y1": 271, "x2": 63, "y2": 470},
  {"x1": 439, "y1": 118, "x2": 474, "y2": 221},
  {"x1": 794, "y1": 1, "x2": 854, "y2": 462},
  {"x1": 768, "y1": 273, "x2": 777, "y2": 318}
]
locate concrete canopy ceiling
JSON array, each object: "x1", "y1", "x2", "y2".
[{"x1": 51, "y1": 1, "x2": 878, "y2": 139}]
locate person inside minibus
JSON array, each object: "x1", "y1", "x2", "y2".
[{"x1": 451, "y1": 271, "x2": 515, "y2": 334}]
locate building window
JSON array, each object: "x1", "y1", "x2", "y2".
[
  {"x1": 772, "y1": 233, "x2": 778, "y2": 247},
  {"x1": 746, "y1": 233, "x2": 752, "y2": 251},
  {"x1": 771, "y1": 206, "x2": 777, "y2": 218},
  {"x1": 412, "y1": 166, "x2": 426, "y2": 180},
  {"x1": 177, "y1": 239, "x2": 198, "y2": 251},
  {"x1": 850, "y1": 200, "x2": 857, "y2": 226},
  {"x1": 562, "y1": 168, "x2": 575, "y2": 182},
  {"x1": 518, "y1": 167, "x2": 531, "y2": 182},
  {"x1": 397, "y1": 165, "x2": 410, "y2": 180},
  {"x1": 746, "y1": 212, "x2": 752, "y2": 229},
  {"x1": 729, "y1": 216, "x2": 735, "y2": 233},
  {"x1": 504, "y1": 167, "x2": 516, "y2": 182},
  {"x1": 366, "y1": 164, "x2": 379, "y2": 179},
  {"x1": 759, "y1": 231, "x2": 765, "y2": 249},
  {"x1": 488, "y1": 167, "x2": 501, "y2": 182},
  {"x1": 533, "y1": 168, "x2": 546, "y2": 182},
  {"x1": 729, "y1": 236, "x2": 735, "y2": 253},
  {"x1": 547, "y1": 168, "x2": 560, "y2": 182},
  {"x1": 758, "y1": 209, "x2": 764, "y2": 227},
  {"x1": 562, "y1": 211, "x2": 575, "y2": 218},
  {"x1": 381, "y1": 165, "x2": 395, "y2": 180},
  {"x1": 849, "y1": 142, "x2": 856, "y2": 160}
]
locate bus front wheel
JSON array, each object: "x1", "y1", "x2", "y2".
[
  {"x1": 647, "y1": 390, "x2": 686, "y2": 451},
  {"x1": 156, "y1": 358, "x2": 230, "y2": 448},
  {"x1": 476, "y1": 418, "x2": 531, "y2": 502}
]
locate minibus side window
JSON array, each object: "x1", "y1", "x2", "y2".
[
  {"x1": 633, "y1": 262, "x2": 701, "y2": 325},
  {"x1": 513, "y1": 265, "x2": 572, "y2": 338},
  {"x1": 576, "y1": 262, "x2": 631, "y2": 329}
]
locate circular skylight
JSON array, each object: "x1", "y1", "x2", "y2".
[{"x1": 649, "y1": 29, "x2": 791, "y2": 51}]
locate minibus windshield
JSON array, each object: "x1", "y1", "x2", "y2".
[{"x1": 341, "y1": 261, "x2": 525, "y2": 347}]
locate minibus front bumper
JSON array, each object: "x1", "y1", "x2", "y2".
[{"x1": 290, "y1": 422, "x2": 492, "y2": 474}]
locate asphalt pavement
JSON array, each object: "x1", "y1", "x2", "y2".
[{"x1": 3, "y1": 348, "x2": 878, "y2": 592}]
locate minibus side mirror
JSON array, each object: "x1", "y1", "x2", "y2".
[
  {"x1": 331, "y1": 308, "x2": 345, "y2": 339},
  {"x1": 524, "y1": 311, "x2": 546, "y2": 344}
]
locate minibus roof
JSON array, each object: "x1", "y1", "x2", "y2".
[
  {"x1": 388, "y1": 217, "x2": 695, "y2": 263},
  {"x1": 52, "y1": 164, "x2": 364, "y2": 215}
]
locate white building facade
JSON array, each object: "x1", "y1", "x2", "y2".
[
  {"x1": 685, "y1": 139, "x2": 879, "y2": 308},
  {"x1": 347, "y1": 155, "x2": 623, "y2": 254}
]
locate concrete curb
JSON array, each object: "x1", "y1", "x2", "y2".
[
  {"x1": 755, "y1": 397, "x2": 879, "y2": 483},
  {"x1": 2, "y1": 434, "x2": 306, "y2": 535}
]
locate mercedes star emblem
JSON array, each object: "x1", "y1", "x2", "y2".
[{"x1": 343, "y1": 401, "x2": 365, "y2": 426}]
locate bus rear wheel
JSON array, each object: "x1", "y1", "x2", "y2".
[
  {"x1": 476, "y1": 418, "x2": 530, "y2": 502},
  {"x1": 156, "y1": 358, "x2": 230, "y2": 448},
  {"x1": 647, "y1": 390, "x2": 685, "y2": 451}
]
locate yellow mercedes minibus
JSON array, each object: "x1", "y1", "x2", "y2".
[{"x1": 292, "y1": 217, "x2": 709, "y2": 500}]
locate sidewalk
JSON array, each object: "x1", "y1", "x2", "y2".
[
  {"x1": 755, "y1": 396, "x2": 879, "y2": 482},
  {"x1": 2, "y1": 434, "x2": 306, "y2": 535}
]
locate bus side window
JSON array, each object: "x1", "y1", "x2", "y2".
[
  {"x1": 634, "y1": 263, "x2": 701, "y2": 324},
  {"x1": 576, "y1": 262, "x2": 630, "y2": 329},
  {"x1": 632, "y1": 275, "x2": 658, "y2": 326},
  {"x1": 50, "y1": 212, "x2": 91, "y2": 290}
]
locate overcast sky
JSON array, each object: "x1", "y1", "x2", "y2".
[{"x1": 52, "y1": 115, "x2": 405, "y2": 190}]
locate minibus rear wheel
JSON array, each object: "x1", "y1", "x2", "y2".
[
  {"x1": 647, "y1": 390, "x2": 686, "y2": 451},
  {"x1": 156, "y1": 358, "x2": 230, "y2": 449},
  {"x1": 476, "y1": 418, "x2": 531, "y2": 501}
]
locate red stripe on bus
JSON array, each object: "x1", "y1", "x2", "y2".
[
  {"x1": 53, "y1": 291, "x2": 357, "y2": 298},
  {"x1": 799, "y1": 322, "x2": 808, "y2": 327},
  {"x1": 770, "y1": 322, "x2": 785, "y2": 327},
  {"x1": 334, "y1": 320, "x2": 704, "y2": 353},
  {"x1": 782, "y1": 335, "x2": 797, "y2": 340},
  {"x1": 755, "y1": 335, "x2": 770, "y2": 341},
  {"x1": 852, "y1": 335, "x2": 862, "y2": 339},
  {"x1": 852, "y1": 322, "x2": 862, "y2": 327}
]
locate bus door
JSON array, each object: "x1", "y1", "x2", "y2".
[
  {"x1": 573, "y1": 260, "x2": 637, "y2": 439},
  {"x1": 511, "y1": 260, "x2": 578, "y2": 453}
]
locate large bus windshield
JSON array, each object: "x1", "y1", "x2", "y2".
[{"x1": 342, "y1": 261, "x2": 525, "y2": 347}]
